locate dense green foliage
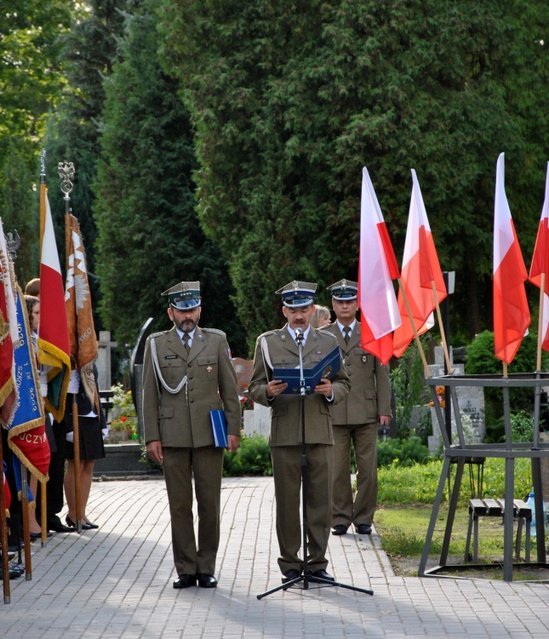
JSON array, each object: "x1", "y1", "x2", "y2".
[
  {"x1": 93, "y1": 0, "x2": 245, "y2": 351},
  {"x1": 377, "y1": 435, "x2": 430, "y2": 467},
  {"x1": 44, "y1": 0, "x2": 127, "y2": 319},
  {"x1": 223, "y1": 433, "x2": 273, "y2": 476},
  {"x1": 4, "y1": 2, "x2": 548, "y2": 362},
  {"x1": 465, "y1": 330, "x2": 548, "y2": 441},
  {"x1": 0, "y1": 1, "x2": 72, "y2": 282},
  {"x1": 158, "y1": 0, "x2": 548, "y2": 350}
]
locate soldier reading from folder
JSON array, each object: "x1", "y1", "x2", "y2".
[
  {"x1": 249, "y1": 280, "x2": 350, "y2": 584},
  {"x1": 142, "y1": 281, "x2": 240, "y2": 590}
]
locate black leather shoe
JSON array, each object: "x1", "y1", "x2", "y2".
[
  {"x1": 66, "y1": 516, "x2": 95, "y2": 530},
  {"x1": 48, "y1": 519, "x2": 75, "y2": 533},
  {"x1": 30, "y1": 531, "x2": 53, "y2": 540},
  {"x1": 310, "y1": 569, "x2": 335, "y2": 582},
  {"x1": 173, "y1": 574, "x2": 196, "y2": 589},
  {"x1": 356, "y1": 524, "x2": 372, "y2": 535},
  {"x1": 281, "y1": 569, "x2": 301, "y2": 583},
  {"x1": 331, "y1": 524, "x2": 348, "y2": 536},
  {"x1": 197, "y1": 574, "x2": 217, "y2": 588}
]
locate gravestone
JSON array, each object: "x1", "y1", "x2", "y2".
[
  {"x1": 97, "y1": 330, "x2": 117, "y2": 390},
  {"x1": 427, "y1": 346, "x2": 485, "y2": 453},
  {"x1": 243, "y1": 403, "x2": 271, "y2": 439}
]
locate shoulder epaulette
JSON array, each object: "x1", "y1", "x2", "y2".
[
  {"x1": 147, "y1": 330, "x2": 168, "y2": 341},
  {"x1": 257, "y1": 329, "x2": 278, "y2": 341},
  {"x1": 202, "y1": 327, "x2": 226, "y2": 337}
]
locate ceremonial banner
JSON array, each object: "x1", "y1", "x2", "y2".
[
  {"x1": 528, "y1": 162, "x2": 549, "y2": 351},
  {"x1": 2, "y1": 462, "x2": 10, "y2": 512},
  {"x1": 493, "y1": 153, "x2": 530, "y2": 364},
  {"x1": 38, "y1": 183, "x2": 71, "y2": 421},
  {"x1": 393, "y1": 169, "x2": 447, "y2": 358},
  {"x1": 0, "y1": 218, "x2": 17, "y2": 427},
  {"x1": 8, "y1": 288, "x2": 49, "y2": 481},
  {"x1": 65, "y1": 213, "x2": 98, "y2": 405},
  {"x1": 358, "y1": 167, "x2": 401, "y2": 365}
]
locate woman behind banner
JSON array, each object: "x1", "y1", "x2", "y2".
[{"x1": 63, "y1": 366, "x2": 106, "y2": 530}]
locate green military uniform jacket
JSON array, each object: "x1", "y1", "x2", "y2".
[
  {"x1": 248, "y1": 325, "x2": 350, "y2": 442},
  {"x1": 142, "y1": 326, "x2": 241, "y2": 446},
  {"x1": 324, "y1": 321, "x2": 391, "y2": 424}
]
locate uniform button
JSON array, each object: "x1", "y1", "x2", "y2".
[
  {"x1": 190, "y1": 399, "x2": 194, "y2": 403},
  {"x1": 188, "y1": 363, "x2": 192, "y2": 368}
]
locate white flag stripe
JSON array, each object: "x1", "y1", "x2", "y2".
[
  {"x1": 493, "y1": 152, "x2": 515, "y2": 270},
  {"x1": 359, "y1": 167, "x2": 400, "y2": 338}
]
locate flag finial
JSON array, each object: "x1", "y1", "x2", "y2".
[{"x1": 58, "y1": 161, "x2": 75, "y2": 200}]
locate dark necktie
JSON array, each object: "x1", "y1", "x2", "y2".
[
  {"x1": 182, "y1": 333, "x2": 190, "y2": 353},
  {"x1": 343, "y1": 326, "x2": 351, "y2": 345}
]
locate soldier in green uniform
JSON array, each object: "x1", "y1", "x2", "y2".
[
  {"x1": 324, "y1": 279, "x2": 392, "y2": 536},
  {"x1": 249, "y1": 281, "x2": 350, "y2": 583},
  {"x1": 142, "y1": 281, "x2": 241, "y2": 589}
]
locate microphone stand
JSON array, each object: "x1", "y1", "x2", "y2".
[{"x1": 257, "y1": 330, "x2": 373, "y2": 599}]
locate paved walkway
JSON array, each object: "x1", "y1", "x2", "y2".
[{"x1": 2, "y1": 477, "x2": 549, "y2": 638}]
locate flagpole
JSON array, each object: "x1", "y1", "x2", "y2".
[
  {"x1": 397, "y1": 279, "x2": 430, "y2": 377},
  {"x1": 431, "y1": 282, "x2": 453, "y2": 374},
  {"x1": 536, "y1": 274, "x2": 545, "y2": 372},
  {"x1": 58, "y1": 161, "x2": 82, "y2": 534}
]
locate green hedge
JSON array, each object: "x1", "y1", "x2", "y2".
[{"x1": 223, "y1": 433, "x2": 272, "y2": 476}]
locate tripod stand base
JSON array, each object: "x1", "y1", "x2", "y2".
[{"x1": 256, "y1": 572, "x2": 374, "y2": 600}]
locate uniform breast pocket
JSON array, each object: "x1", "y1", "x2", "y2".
[
  {"x1": 352, "y1": 349, "x2": 369, "y2": 365},
  {"x1": 161, "y1": 359, "x2": 185, "y2": 384},
  {"x1": 197, "y1": 355, "x2": 218, "y2": 379}
]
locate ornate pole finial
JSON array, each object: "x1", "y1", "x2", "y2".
[
  {"x1": 5, "y1": 230, "x2": 21, "y2": 261},
  {"x1": 58, "y1": 161, "x2": 75, "y2": 201}
]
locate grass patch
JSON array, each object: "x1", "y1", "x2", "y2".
[
  {"x1": 375, "y1": 504, "x2": 543, "y2": 577},
  {"x1": 375, "y1": 457, "x2": 542, "y2": 577}
]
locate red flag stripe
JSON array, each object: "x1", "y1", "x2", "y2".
[{"x1": 493, "y1": 153, "x2": 530, "y2": 364}]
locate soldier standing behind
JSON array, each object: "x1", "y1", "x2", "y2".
[
  {"x1": 324, "y1": 279, "x2": 392, "y2": 536},
  {"x1": 142, "y1": 281, "x2": 241, "y2": 589}
]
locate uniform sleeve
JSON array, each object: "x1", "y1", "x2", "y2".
[
  {"x1": 329, "y1": 349, "x2": 351, "y2": 404},
  {"x1": 217, "y1": 336, "x2": 242, "y2": 436},
  {"x1": 375, "y1": 358, "x2": 392, "y2": 416},
  {"x1": 248, "y1": 336, "x2": 271, "y2": 407},
  {"x1": 142, "y1": 336, "x2": 161, "y2": 444}
]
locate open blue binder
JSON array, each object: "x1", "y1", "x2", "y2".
[{"x1": 272, "y1": 345, "x2": 341, "y2": 395}]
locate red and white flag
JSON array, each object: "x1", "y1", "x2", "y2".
[
  {"x1": 529, "y1": 163, "x2": 549, "y2": 351},
  {"x1": 392, "y1": 169, "x2": 447, "y2": 358},
  {"x1": 358, "y1": 167, "x2": 400, "y2": 364},
  {"x1": 38, "y1": 181, "x2": 71, "y2": 421},
  {"x1": 493, "y1": 153, "x2": 530, "y2": 364}
]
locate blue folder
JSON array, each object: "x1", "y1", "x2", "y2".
[
  {"x1": 272, "y1": 345, "x2": 341, "y2": 395},
  {"x1": 210, "y1": 409, "x2": 228, "y2": 447}
]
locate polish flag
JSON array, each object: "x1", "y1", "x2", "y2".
[
  {"x1": 529, "y1": 163, "x2": 549, "y2": 351},
  {"x1": 358, "y1": 167, "x2": 401, "y2": 365},
  {"x1": 493, "y1": 153, "x2": 530, "y2": 364},
  {"x1": 38, "y1": 181, "x2": 71, "y2": 421},
  {"x1": 392, "y1": 169, "x2": 447, "y2": 358}
]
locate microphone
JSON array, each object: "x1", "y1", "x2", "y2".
[{"x1": 294, "y1": 328, "x2": 304, "y2": 343}]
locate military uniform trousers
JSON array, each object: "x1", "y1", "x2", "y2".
[
  {"x1": 162, "y1": 445, "x2": 224, "y2": 576},
  {"x1": 271, "y1": 444, "x2": 333, "y2": 574},
  {"x1": 332, "y1": 423, "x2": 377, "y2": 528}
]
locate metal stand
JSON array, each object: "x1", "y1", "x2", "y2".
[
  {"x1": 257, "y1": 333, "x2": 373, "y2": 599},
  {"x1": 419, "y1": 373, "x2": 549, "y2": 582}
]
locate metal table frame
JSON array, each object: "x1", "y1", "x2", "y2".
[{"x1": 418, "y1": 373, "x2": 549, "y2": 582}]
